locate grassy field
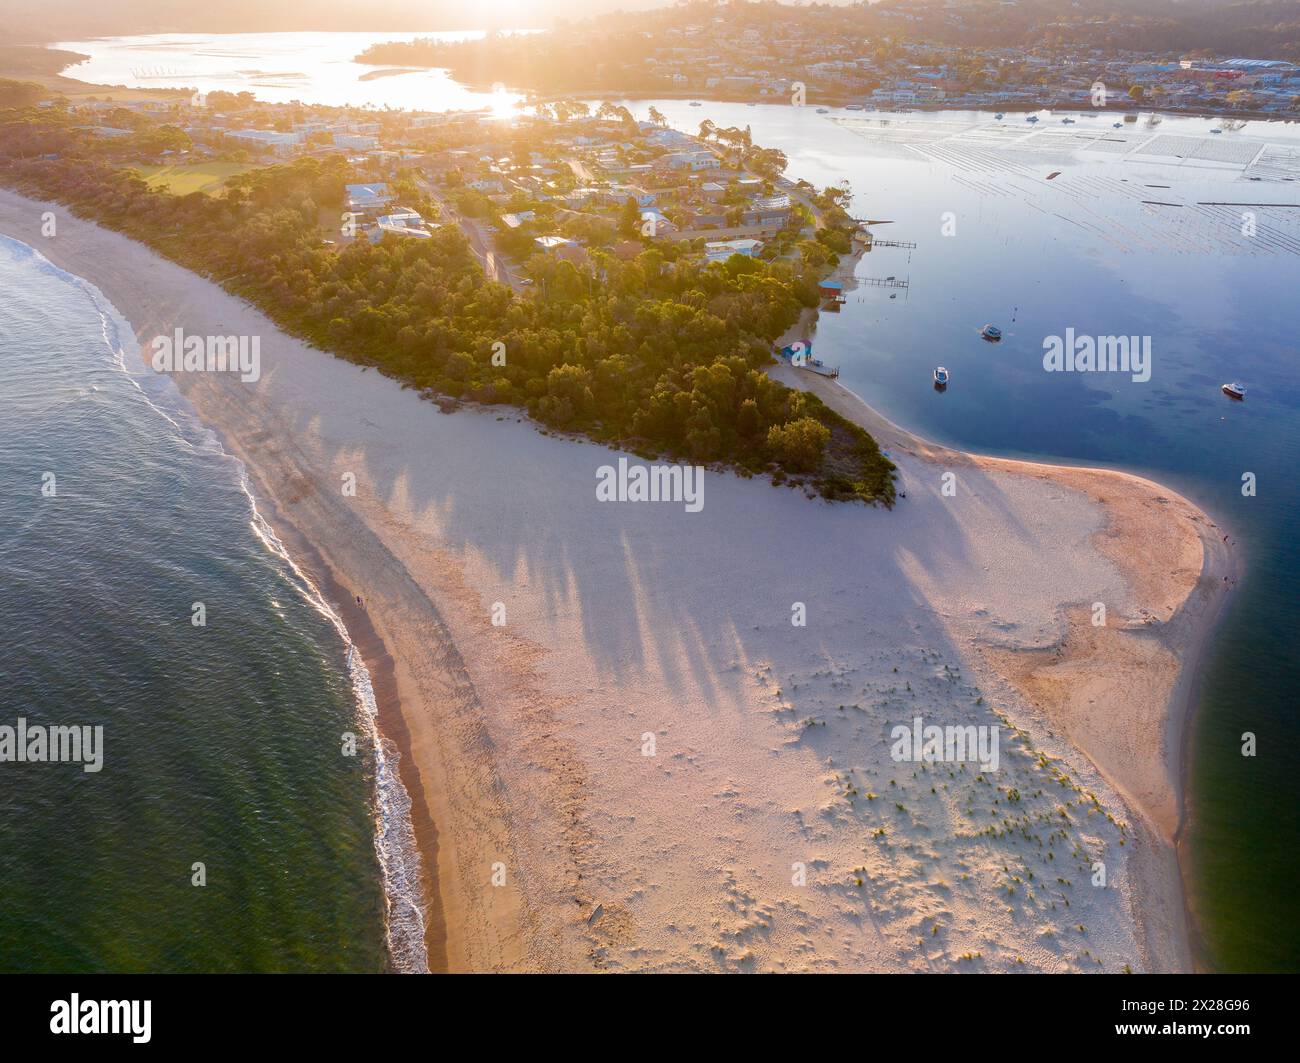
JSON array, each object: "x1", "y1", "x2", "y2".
[{"x1": 130, "y1": 162, "x2": 258, "y2": 196}]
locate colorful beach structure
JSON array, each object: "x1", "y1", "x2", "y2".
[
  {"x1": 819, "y1": 279, "x2": 847, "y2": 313},
  {"x1": 777, "y1": 340, "x2": 840, "y2": 378}
]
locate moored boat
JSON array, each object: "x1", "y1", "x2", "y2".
[
  {"x1": 981, "y1": 323, "x2": 1002, "y2": 341},
  {"x1": 1222, "y1": 382, "x2": 1246, "y2": 399},
  {"x1": 933, "y1": 366, "x2": 950, "y2": 388}
]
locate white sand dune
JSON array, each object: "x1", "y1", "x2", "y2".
[{"x1": 0, "y1": 188, "x2": 1234, "y2": 972}]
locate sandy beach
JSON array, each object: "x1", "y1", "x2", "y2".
[{"x1": 0, "y1": 187, "x2": 1233, "y2": 972}]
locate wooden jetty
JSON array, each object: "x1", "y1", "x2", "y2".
[{"x1": 777, "y1": 341, "x2": 840, "y2": 378}]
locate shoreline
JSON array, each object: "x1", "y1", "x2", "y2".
[
  {"x1": 604, "y1": 92, "x2": 1300, "y2": 126},
  {"x1": 0, "y1": 186, "x2": 1231, "y2": 971},
  {"x1": 772, "y1": 312, "x2": 1238, "y2": 972},
  {"x1": 238, "y1": 464, "x2": 450, "y2": 972},
  {"x1": 1169, "y1": 527, "x2": 1243, "y2": 972},
  {"x1": 17, "y1": 44, "x2": 1297, "y2": 126}
]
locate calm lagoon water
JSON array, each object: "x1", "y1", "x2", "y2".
[
  {"x1": 0, "y1": 239, "x2": 423, "y2": 972},
  {"x1": 54, "y1": 30, "x2": 528, "y2": 113}
]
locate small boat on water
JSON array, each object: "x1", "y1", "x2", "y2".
[
  {"x1": 981, "y1": 323, "x2": 1002, "y2": 341},
  {"x1": 1026, "y1": 115, "x2": 1039, "y2": 124},
  {"x1": 689, "y1": 101, "x2": 702, "y2": 107},
  {"x1": 1222, "y1": 382, "x2": 1246, "y2": 400},
  {"x1": 995, "y1": 113, "x2": 1004, "y2": 120},
  {"x1": 933, "y1": 366, "x2": 950, "y2": 388},
  {"x1": 1062, "y1": 117, "x2": 1076, "y2": 124},
  {"x1": 1113, "y1": 122, "x2": 1123, "y2": 129},
  {"x1": 816, "y1": 107, "x2": 830, "y2": 114},
  {"x1": 846, "y1": 103, "x2": 864, "y2": 111}
]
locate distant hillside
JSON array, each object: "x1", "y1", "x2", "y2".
[{"x1": 4, "y1": 0, "x2": 1293, "y2": 59}]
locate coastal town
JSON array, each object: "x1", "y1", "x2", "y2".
[
  {"x1": 2, "y1": 61, "x2": 900, "y2": 503},
  {"x1": 22, "y1": 88, "x2": 860, "y2": 303},
  {"x1": 357, "y1": 0, "x2": 1300, "y2": 119}
]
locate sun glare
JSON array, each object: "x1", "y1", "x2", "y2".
[{"x1": 488, "y1": 81, "x2": 521, "y2": 118}]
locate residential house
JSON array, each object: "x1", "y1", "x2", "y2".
[
  {"x1": 534, "y1": 235, "x2": 576, "y2": 253},
  {"x1": 742, "y1": 194, "x2": 791, "y2": 228},
  {"x1": 334, "y1": 133, "x2": 379, "y2": 151},
  {"x1": 705, "y1": 238, "x2": 763, "y2": 262},
  {"x1": 555, "y1": 243, "x2": 590, "y2": 268},
  {"x1": 346, "y1": 183, "x2": 393, "y2": 214},
  {"x1": 638, "y1": 208, "x2": 675, "y2": 236},
  {"x1": 687, "y1": 211, "x2": 728, "y2": 230},
  {"x1": 369, "y1": 210, "x2": 434, "y2": 241},
  {"x1": 607, "y1": 184, "x2": 657, "y2": 208},
  {"x1": 226, "y1": 129, "x2": 303, "y2": 156},
  {"x1": 660, "y1": 150, "x2": 718, "y2": 171}
]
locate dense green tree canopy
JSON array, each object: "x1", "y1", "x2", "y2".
[{"x1": 0, "y1": 111, "x2": 895, "y2": 505}]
